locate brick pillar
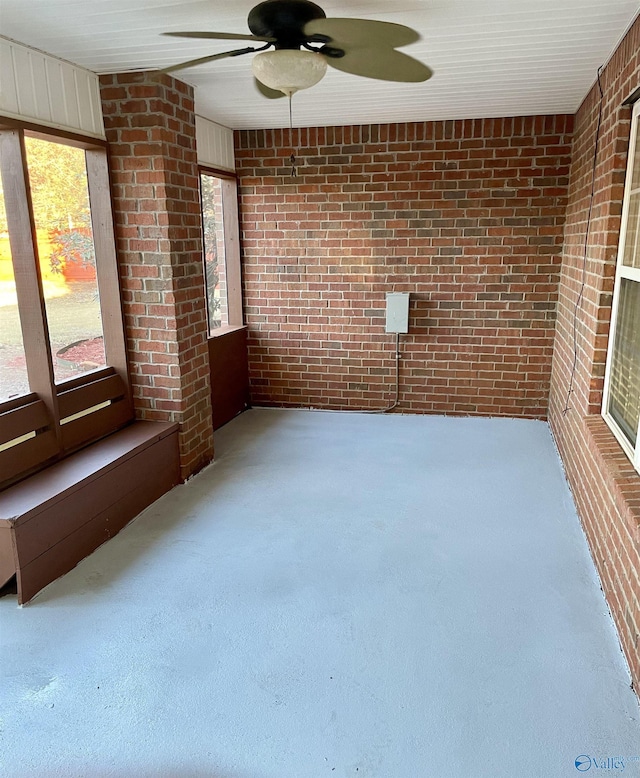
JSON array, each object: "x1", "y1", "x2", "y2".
[{"x1": 99, "y1": 72, "x2": 213, "y2": 479}]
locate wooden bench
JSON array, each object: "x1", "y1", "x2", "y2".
[{"x1": 0, "y1": 420, "x2": 180, "y2": 604}]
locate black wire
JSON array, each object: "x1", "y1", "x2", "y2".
[{"x1": 563, "y1": 66, "x2": 604, "y2": 415}]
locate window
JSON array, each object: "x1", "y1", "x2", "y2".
[
  {"x1": 199, "y1": 169, "x2": 243, "y2": 334},
  {"x1": 0, "y1": 125, "x2": 131, "y2": 487},
  {"x1": 24, "y1": 136, "x2": 107, "y2": 384},
  {"x1": 0, "y1": 187, "x2": 29, "y2": 401},
  {"x1": 603, "y1": 99, "x2": 640, "y2": 472}
]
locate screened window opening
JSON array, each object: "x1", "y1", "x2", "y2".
[
  {"x1": 24, "y1": 136, "x2": 106, "y2": 384},
  {"x1": 199, "y1": 170, "x2": 241, "y2": 335},
  {"x1": 603, "y1": 99, "x2": 640, "y2": 473},
  {"x1": 0, "y1": 124, "x2": 131, "y2": 488},
  {"x1": 201, "y1": 172, "x2": 227, "y2": 331},
  {"x1": 0, "y1": 175, "x2": 29, "y2": 401}
]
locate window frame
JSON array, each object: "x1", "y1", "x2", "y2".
[
  {"x1": 198, "y1": 166, "x2": 243, "y2": 335},
  {"x1": 0, "y1": 121, "x2": 132, "y2": 488},
  {"x1": 602, "y1": 98, "x2": 640, "y2": 474}
]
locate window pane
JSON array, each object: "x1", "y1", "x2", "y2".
[
  {"x1": 631, "y1": 116, "x2": 640, "y2": 190},
  {"x1": 201, "y1": 173, "x2": 228, "y2": 332},
  {"x1": 24, "y1": 136, "x2": 106, "y2": 384},
  {"x1": 608, "y1": 278, "x2": 640, "y2": 446},
  {"x1": 0, "y1": 173, "x2": 30, "y2": 401},
  {"x1": 623, "y1": 192, "x2": 640, "y2": 268}
]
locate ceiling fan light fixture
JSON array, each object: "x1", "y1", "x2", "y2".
[{"x1": 251, "y1": 49, "x2": 327, "y2": 96}]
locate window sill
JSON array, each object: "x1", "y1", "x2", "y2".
[
  {"x1": 585, "y1": 415, "x2": 640, "y2": 537},
  {"x1": 208, "y1": 324, "x2": 247, "y2": 339}
]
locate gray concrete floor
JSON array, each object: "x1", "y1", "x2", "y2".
[{"x1": 1, "y1": 409, "x2": 639, "y2": 777}]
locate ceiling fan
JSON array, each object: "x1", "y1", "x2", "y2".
[{"x1": 161, "y1": 0, "x2": 433, "y2": 98}]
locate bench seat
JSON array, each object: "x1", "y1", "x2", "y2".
[{"x1": 0, "y1": 420, "x2": 180, "y2": 604}]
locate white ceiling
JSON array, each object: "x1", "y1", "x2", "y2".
[{"x1": 0, "y1": 0, "x2": 639, "y2": 130}]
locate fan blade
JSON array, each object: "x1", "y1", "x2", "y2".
[
  {"x1": 305, "y1": 18, "x2": 420, "y2": 49},
  {"x1": 163, "y1": 31, "x2": 275, "y2": 42},
  {"x1": 254, "y1": 78, "x2": 286, "y2": 99},
  {"x1": 159, "y1": 47, "x2": 256, "y2": 74},
  {"x1": 324, "y1": 47, "x2": 432, "y2": 83}
]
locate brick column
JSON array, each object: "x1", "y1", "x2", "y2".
[{"x1": 99, "y1": 72, "x2": 213, "y2": 479}]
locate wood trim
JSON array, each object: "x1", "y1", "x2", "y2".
[
  {"x1": 85, "y1": 148, "x2": 133, "y2": 415},
  {"x1": 58, "y1": 372, "x2": 125, "y2": 419},
  {"x1": 199, "y1": 165, "x2": 237, "y2": 180},
  {"x1": 0, "y1": 116, "x2": 108, "y2": 149},
  {"x1": 0, "y1": 392, "x2": 39, "y2": 413},
  {"x1": 207, "y1": 324, "x2": 247, "y2": 338},
  {"x1": 0, "y1": 129, "x2": 61, "y2": 441},
  {"x1": 0, "y1": 399, "x2": 50, "y2": 445},
  {"x1": 0, "y1": 429, "x2": 59, "y2": 485},
  {"x1": 58, "y1": 372, "x2": 129, "y2": 451},
  {"x1": 221, "y1": 177, "x2": 243, "y2": 326},
  {"x1": 623, "y1": 85, "x2": 640, "y2": 106},
  {"x1": 61, "y1": 399, "x2": 132, "y2": 451},
  {"x1": 56, "y1": 365, "x2": 115, "y2": 393}
]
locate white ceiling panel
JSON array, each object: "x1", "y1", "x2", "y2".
[{"x1": 0, "y1": 0, "x2": 638, "y2": 129}]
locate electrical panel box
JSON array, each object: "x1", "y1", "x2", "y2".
[{"x1": 385, "y1": 292, "x2": 410, "y2": 334}]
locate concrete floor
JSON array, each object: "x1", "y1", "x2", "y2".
[{"x1": 1, "y1": 409, "x2": 639, "y2": 777}]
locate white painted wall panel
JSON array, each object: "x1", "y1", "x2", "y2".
[
  {"x1": 60, "y1": 63, "x2": 81, "y2": 130},
  {"x1": 196, "y1": 116, "x2": 235, "y2": 172},
  {"x1": 0, "y1": 1, "x2": 639, "y2": 130},
  {"x1": 47, "y1": 62, "x2": 68, "y2": 128},
  {"x1": 0, "y1": 44, "x2": 20, "y2": 116},
  {"x1": 11, "y1": 45, "x2": 37, "y2": 119},
  {"x1": 30, "y1": 55, "x2": 50, "y2": 120},
  {"x1": 0, "y1": 38, "x2": 105, "y2": 139}
]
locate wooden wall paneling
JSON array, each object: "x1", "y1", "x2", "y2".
[
  {"x1": 195, "y1": 116, "x2": 235, "y2": 172},
  {"x1": 0, "y1": 399, "x2": 49, "y2": 444},
  {"x1": 208, "y1": 327, "x2": 249, "y2": 429},
  {"x1": 0, "y1": 430, "x2": 59, "y2": 484},
  {"x1": 57, "y1": 372, "x2": 124, "y2": 418},
  {"x1": 60, "y1": 400, "x2": 132, "y2": 451},
  {"x1": 0, "y1": 38, "x2": 105, "y2": 140}
]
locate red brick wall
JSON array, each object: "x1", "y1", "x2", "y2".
[
  {"x1": 549, "y1": 18, "x2": 640, "y2": 689},
  {"x1": 236, "y1": 116, "x2": 573, "y2": 416},
  {"x1": 99, "y1": 72, "x2": 214, "y2": 479}
]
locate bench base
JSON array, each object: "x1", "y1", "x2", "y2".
[{"x1": 0, "y1": 421, "x2": 180, "y2": 604}]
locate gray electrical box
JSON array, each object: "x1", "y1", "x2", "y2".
[{"x1": 385, "y1": 292, "x2": 410, "y2": 333}]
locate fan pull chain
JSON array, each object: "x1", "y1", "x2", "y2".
[{"x1": 289, "y1": 93, "x2": 297, "y2": 178}]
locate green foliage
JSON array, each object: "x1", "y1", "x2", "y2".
[
  {"x1": 25, "y1": 137, "x2": 91, "y2": 232},
  {"x1": 201, "y1": 174, "x2": 222, "y2": 327},
  {"x1": 48, "y1": 223, "x2": 96, "y2": 273},
  {"x1": 0, "y1": 136, "x2": 96, "y2": 269}
]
